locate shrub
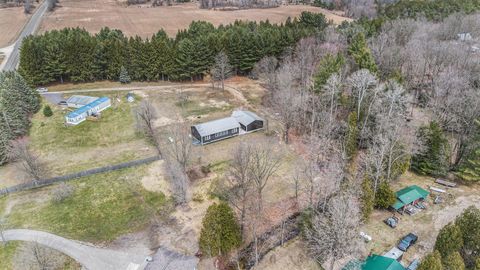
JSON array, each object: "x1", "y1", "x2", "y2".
[
  {"x1": 119, "y1": 66, "x2": 131, "y2": 84},
  {"x1": 199, "y1": 202, "x2": 241, "y2": 257},
  {"x1": 51, "y1": 183, "x2": 75, "y2": 203},
  {"x1": 43, "y1": 105, "x2": 53, "y2": 117}
]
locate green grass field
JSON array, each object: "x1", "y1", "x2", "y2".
[
  {"x1": 3, "y1": 165, "x2": 171, "y2": 243},
  {"x1": 0, "y1": 242, "x2": 19, "y2": 270},
  {"x1": 30, "y1": 98, "x2": 139, "y2": 151}
]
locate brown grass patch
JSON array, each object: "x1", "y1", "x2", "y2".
[
  {"x1": 39, "y1": 1, "x2": 351, "y2": 37},
  {"x1": 0, "y1": 7, "x2": 30, "y2": 47}
]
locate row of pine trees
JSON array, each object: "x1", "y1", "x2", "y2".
[{"x1": 19, "y1": 13, "x2": 329, "y2": 86}]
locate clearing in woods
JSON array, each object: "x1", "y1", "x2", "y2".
[{"x1": 38, "y1": 1, "x2": 351, "y2": 37}]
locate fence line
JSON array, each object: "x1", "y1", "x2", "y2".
[{"x1": 0, "y1": 155, "x2": 161, "y2": 196}]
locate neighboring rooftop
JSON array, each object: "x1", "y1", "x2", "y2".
[
  {"x1": 232, "y1": 110, "x2": 263, "y2": 126},
  {"x1": 66, "y1": 95, "x2": 99, "y2": 106},
  {"x1": 67, "y1": 97, "x2": 110, "y2": 118},
  {"x1": 193, "y1": 117, "x2": 239, "y2": 137},
  {"x1": 392, "y1": 185, "x2": 429, "y2": 210}
]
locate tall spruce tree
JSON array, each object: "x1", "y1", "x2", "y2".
[
  {"x1": 119, "y1": 66, "x2": 131, "y2": 84},
  {"x1": 455, "y1": 206, "x2": 480, "y2": 264},
  {"x1": 418, "y1": 251, "x2": 443, "y2": 270},
  {"x1": 348, "y1": 33, "x2": 378, "y2": 74},
  {"x1": 0, "y1": 71, "x2": 40, "y2": 164},
  {"x1": 443, "y1": 252, "x2": 465, "y2": 270},
  {"x1": 199, "y1": 202, "x2": 242, "y2": 257},
  {"x1": 411, "y1": 121, "x2": 450, "y2": 176},
  {"x1": 434, "y1": 222, "x2": 464, "y2": 258}
]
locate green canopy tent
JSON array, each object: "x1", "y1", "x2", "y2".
[{"x1": 391, "y1": 185, "x2": 429, "y2": 211}]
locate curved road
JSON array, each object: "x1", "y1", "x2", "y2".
[
  {"x1": 1, "y1": 229, "x2": 147, "y2": 270},
  {"x1": 1, "y1": 0, "x2": 48, "y2": 71}
]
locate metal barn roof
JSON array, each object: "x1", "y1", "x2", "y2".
[
  {"x1": 392, "y1": 185, "x2": 429, "y2": 210},
  {"x1": 66, "y1": 95, "x2": 99, "y2": 105},
  {"x1": 193, "y1": 117, "x2": 239, "y2": 137},
  {"x1": 67, "y1": 97, "x2": 110, "y2": 118},
  {"x1": 232, "y1": 110, "x2": 263, "y2": 126}
]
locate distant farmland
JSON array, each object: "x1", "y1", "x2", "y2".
[{"x1": 38, "y1": 1, "x2": 351, "y2": 38}]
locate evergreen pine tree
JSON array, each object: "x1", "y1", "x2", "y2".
[
  {"x1": 434, "y1": 222, "x2": 464, "y2": 258},
  {"x1": 313, "y1": 53, "x2": 345, "y2": 92},
  {"x1": 374, "y1": 181, "x2": 396, "y2": 209},
  {"x1": 199, "y1": 202, "x2": 242, "y2": 257},
  {"x1": 411, "y1": 121, "x2": 450, "y2": 176},
  {"x1": 43, "y1": 105, "x2": 53, "y2": 117},
  {"x1": 345, "y1": 111, "x2": 359, "y2": 159},
  {"x1": 119, "y1": 66, "x2": 131, "y2": 84},
  {"x1": 348, "y1": 33, "x2": 378, "y2": 74},
  {"x1": 455, "y1": 206, "x2": 480, "y2": 261},
  {"x1": 443, "y1": 252, "x2": 465, "y2": 270},
  {"x1": 456, "y1": 121, "x2": 480, "y2": 182},
  {"x1": 0, "y1": 71, "x2": 40, "y2": 164},
  {"x1": 475, "y1": 258, "x2": 480, "y2": 270},
  {"x1": 418, "y1": 250, "x2": 443, "y2": 270}
]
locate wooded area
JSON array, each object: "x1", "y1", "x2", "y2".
[{"x1": 18, "y1": 13, "x2": 329, "y2": 86}]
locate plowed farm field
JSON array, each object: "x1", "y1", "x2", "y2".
[{"x1": 39, "y1": 0, "x2": 351, "y2": 37}]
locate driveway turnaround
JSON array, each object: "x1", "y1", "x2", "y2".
[{"x1": 1, "y1": 229, "x2": 147, "y2": 270}]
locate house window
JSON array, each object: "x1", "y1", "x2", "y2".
[{"x1": 204, "y1": 135, "x2": 211, "y2": 141}]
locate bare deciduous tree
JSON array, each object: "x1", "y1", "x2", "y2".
[
  {"x1": 225, "y1": 141, "x2": 253, "y2": 235},
  {"x1": 165, "y1": 155, "x2": 189, "y2": 204},
  {"x1": 8, "y1": 139, "x2": 44, "y2": 183},
  {"x1": 305, "y1": 192, "x2": 364, "y2": 270},
  {"x1": 248, "y1": 141, "x2": 282, "y2": 212},
  {"x1": 211, "y1": 52, "x2": 232, "y2": 92},
  {"x1": 252, "y1": 56, "x2": 278, "y2": 88},
  {"x1": 165, "y1": 123, "x2": 193, "y2": 172},
  {"x1": 14, "y1": 242, "x2": 67, "y2": 270},
  {"x1": 135, "y1": 100, "x2": 161, "y2": 154}
]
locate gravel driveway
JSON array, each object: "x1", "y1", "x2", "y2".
[{"x1": 1, "y1": 229, "x2": 147, "y2": 270}]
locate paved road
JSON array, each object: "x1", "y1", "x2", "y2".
[
  {"x1": 1, "y1": 229, "x2": 147, "y2": 270},
  {"x1": 2, "y1": 0, "x2": 49, "y2": 71}
]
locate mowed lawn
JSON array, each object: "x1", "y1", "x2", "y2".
[{"x1": 1, "y1": 165, "x2": 171, "y2": 243}]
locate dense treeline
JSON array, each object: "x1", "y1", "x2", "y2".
[
  {"x1": 19, "y1": 13, "x2": 329, "y2": 86},
  {"x1": 380, "y1": 0, "x2": 480, "y2": 21},
  {"x1": 0, "y1": 71, "x2": 40, "y2": 165}
]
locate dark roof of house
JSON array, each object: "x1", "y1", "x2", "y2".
[
  {"x1": 232, "y1": 110, "x2": 263, "y2": 126},
  {"x1": 192, "y1": 117, "x2": 239, "y2": 137}
]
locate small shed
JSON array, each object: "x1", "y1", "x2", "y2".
[
  {"x1": 191, "y1": 117, "x2": 240, "y2": 145},
  {"x1": 65, "y1": 97, "x2": 111, "y2": 125},
  {"x1": 66, "y1": 95, "x2": 99, "y2": 108},
  {"x1": 231, "y1": 110, "x2": 264, "y2": 132},
  {"x1": 392, "y1": 185, "x2": 429, "y2": 211},
  {"x1": 126, "y1": 93, "x2": 135, "y2": 103}
]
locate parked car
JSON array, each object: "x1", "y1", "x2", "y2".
[
  {"x1": 407, "y1": 259, "x2": 420, "y2": 270},
  {"x1": 36, "y1": 87, "x2": 48, "y2": 93},
  {"x1": 58, "y1": 101, "x2": 67, "y2": 106},
  {"x1": 398, "y1": 233, "x2": 418, "y2": 251},
  {"x1": 384, "y1": 216, "x2": 399, "y2": 228}
]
